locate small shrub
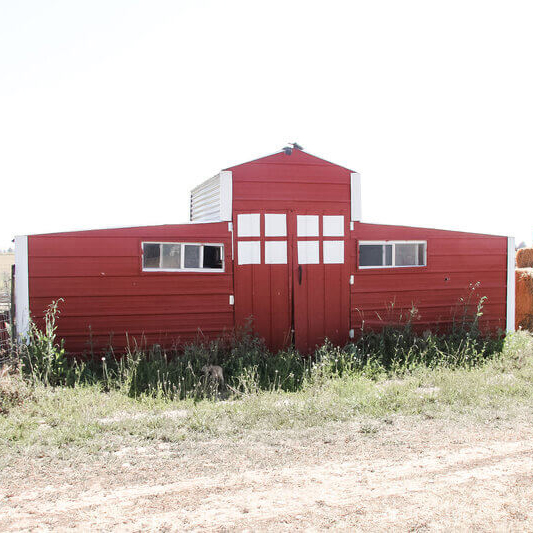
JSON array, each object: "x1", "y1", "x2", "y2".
[{"x1": 21, "y1": 300, "x2": 70, "y2": 386}]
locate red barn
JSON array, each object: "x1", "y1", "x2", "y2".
[{"x1": 14, "y1": 147, "x2": 516, "y2": 354}]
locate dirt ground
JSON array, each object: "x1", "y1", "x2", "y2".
[{"x1": 2, "y1": 414, "x2": 533, "y2": 532}]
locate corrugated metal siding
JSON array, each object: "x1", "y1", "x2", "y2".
[
  {"x1": 350, "y1": 223, "x2": 508, "y2": 334},
  {"x1": 28, "y1": 223, "x2": 234, "y2": 353},
  {"x1": 190, "y1": 174, "x2": 221, "y2": 221}
]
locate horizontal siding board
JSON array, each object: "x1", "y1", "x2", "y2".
[
  {"x1": 29, "y1": 222, "x2": 229, "y2": 240},
  {"x1": 34, "y1": 312, "x2": 234, "y2": 333},
  {"x1": 29, "y1": 257, "x2": 141, "y2": 277},
  {"x1": 29, "y1": 275, "x2": 233, "y2": 298},
  {"x1": 232, "y1": 166, "x2": 351, "y2": 183},
  {"x1": 234, "y1": 182, "x2": 349, "y2": 203},
  {"x1": 30, "y1": 294, "x2": 232, "y2": 318},
  {"x1": 351, "y1": 288, "x2": 506, "y2": 307},
  {"x1": 351, "y1": 272, "x2": 505, "y2": 293}
]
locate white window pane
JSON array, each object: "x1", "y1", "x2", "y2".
[
  {"x1": 323, "y1": 215, "x2": 344, "y2": 237},
  {"x1": 298, "y1": 241, "x2": 319, "y2": 264},
  {"x1": 384, "y1": 245, "x2": 393, "y2": 266},
  {"x1": 237, "y1": 214, "x2": 260, "y2": 237},
  {"x1": 297, "y1": 215, "x2": 319, "y2": 237},
  {"x1": 184, "y1": 245, "x2": 201, "y2": 268},
  {"x1": 418, "y1": 243, "x2": 426, "y2": 266},
  {"x1": 265, "y1": 214, "x2": 286, "y2": 237},
  {"x1": 161, "y1": 244, "x2": 181, "y2": 269},
  {"x1": 143, "y1": 243, "x2": 160, "y2": 269},
  {"x1": 238, "y1": 241, "x2": 261, "y2": 265},
  {"x1": 323, "y1": 241, "x2": 344, "y2": 264},
  {"x1": 265, "y1": 241, "x2": 287, "y2": 264},
  {"x1": 395, "y1": 243, "x2": 417, "y2": 266}
]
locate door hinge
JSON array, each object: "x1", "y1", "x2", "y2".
[
  {"x1": 349, "y1": 275, "x2": 354, "y2": 285},
  {"x1": 228, "y1": 222, "x2": 233, "y2": 232},
  {"x1": 229, "y1": 295, "x2": 234, "y2": 305},
  {"x1": 349, "y1": 329, "x2": 355, "y2": 339}
]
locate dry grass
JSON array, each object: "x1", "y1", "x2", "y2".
[
  {"x1": 516, "y1": 268, "x2": 533, "y2": 330},
  {"x1": 0, "y1": 332, "x2": 532, "y2": 531},
  {"x1": 516, "y1": 247, "x2": 533, "y2": 268},
  {"x1": 0, "y1": 364, "x2": 31, "y2": 415}
]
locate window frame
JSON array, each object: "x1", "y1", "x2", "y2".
[
  {"x1": 358, "y1": 240, "x2": 427, "y2": 269},
  {"x1": 141, "y1": 241, "x2": 225, "y2": 273}
]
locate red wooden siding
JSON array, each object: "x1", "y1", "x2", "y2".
[
  {"x1": 28, "y1": 223, "x2": 234, "y2": 353},
  {"x1": 228, "y1": 150, "x2": 352, "y2": 214},
  {"x1": 350, "y1": 223, "x2": 508, "y2": 334}
]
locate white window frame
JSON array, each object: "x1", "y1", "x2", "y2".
[
  {"x1": 358, "y1": 240, "x2": 427, "y2": 269},
  {"x1": 142, "y1": 242, "x2": 225, "y2": 272}
]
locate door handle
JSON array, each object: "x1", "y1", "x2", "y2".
[{"x1": 298, "y1": 265, "x2": 302, "y2": 285}]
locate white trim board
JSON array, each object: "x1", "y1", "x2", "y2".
[
  {"x1": 350, "y1": 172, "x2": 362, "y2": 221},
  {"x1": 14, "y1": 235, "x2": 29, "y2": 339},
  {"x1": 507, "y1": 237, "x2": 515, "y2": 333},
  {"x1": 219, "y1": 170, "x2": 233, "y2": 221}
]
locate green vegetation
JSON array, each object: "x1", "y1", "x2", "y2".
[
  {"x1": 0, "y1": 297, "x2": 531, "y2": 456},
  {"x1": 0, "y1": 331, "x2": 531, "y2": 452},
  {"x1": 15, "y1": 298, "x2": 505, "y2": 401}
]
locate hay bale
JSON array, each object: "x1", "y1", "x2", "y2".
[
  {"x1": 516, "y1": 268, "x2": 533, "y2": 330},
  {"x1": 516, "y1": 248, "x2": 533, "y2": 268}
]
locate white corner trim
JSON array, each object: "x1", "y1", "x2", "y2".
[
  {"x1": 219, "y1": 170, "x2": 233, "y2": 221},
  {"x1": 350, "y1": 172, "x2": 362, "y2": 222},
  {"x1": 506, "y1": 236, "x2": 515, "y2": 333},
  {"x1": 15, "y1": 235, "x2": 29, "y2": 339}
]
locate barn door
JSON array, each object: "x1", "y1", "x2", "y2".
[
  {"x1": 233, "y1": 210, "x2": 350, "y2": 353},
  {"x1": 291, "y1": 212, "x2": 350, "y2": 353},
  {"x1": 233, "y1": 210, "x2": 293, "y2": 351}
]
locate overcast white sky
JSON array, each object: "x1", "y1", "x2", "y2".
[{"x1": 1, "y1": 0, "x2": 531, "y2": 250}]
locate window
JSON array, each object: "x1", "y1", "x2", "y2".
[
  {"x1": 359, "y1": 241, "x2": 426, "y2": 268},
  {"x1": 142, "y1": 242, "x2": 224, "y2": 271}
]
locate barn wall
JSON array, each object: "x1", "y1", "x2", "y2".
[
  {"x1": 28, "y1": 223, "x2": 234, "y2": 353},
  {"x1": 228, "y1": 149, "x2": 352, "y2": 214},
  {"x1": 351, "y1": 223, "x2": 508, "y2": 334}
]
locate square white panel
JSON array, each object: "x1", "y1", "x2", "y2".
[
  {"x1": 298, "y1": 241, "x2": 319, "y2": 264},
  {"x1": 323, "y1": 240, "x2": 344, "y2": 264},
  {"x1": 237, "y1": 213, "x2": 260, "y2": 237},
  {"x1": 265, "y1": 213, "x2": 287, "y2": 237},
  {"x1": 323, "y1": 215, "x2": 344, "y2": 237},
  {"x1": 297, "y1": 215, "x2": 319, "y2": 237},
  {"x1": 238, "y1": 241, "x2": 261, "y2": 265},
  {"x1": 265, "y1": 241, "x2": 287, "y2": 264}
]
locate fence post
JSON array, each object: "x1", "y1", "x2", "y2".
[{"x1": 10, "y1": 263, "x2": 16, "y2": 342}]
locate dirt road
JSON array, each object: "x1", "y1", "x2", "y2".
[{"x1": 2, "y1": 416, "x2": 533, "y2": 531}]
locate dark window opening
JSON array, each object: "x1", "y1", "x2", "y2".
[
  {"x1": 143, "y1": 243, "x2": 160, "y2": 269},
  {"x1": 204, "y1": 245, "x2": 223, "y2": 269}
]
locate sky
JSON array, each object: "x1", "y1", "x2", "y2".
[{"x1": 0, "y1": 0, "x2": 532, "y2": 251}]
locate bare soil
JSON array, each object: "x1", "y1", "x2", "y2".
[{"x1": 2, "y1": 414, "x2": 533, "y2": 532}]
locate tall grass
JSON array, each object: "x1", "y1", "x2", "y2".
[{"x1": 16, "y1": 298, "x2": 505, "y2": 401}]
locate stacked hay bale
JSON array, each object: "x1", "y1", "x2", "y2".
[{"x1": 516, "y1": 248, "x2": 533, "y2": 330}]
